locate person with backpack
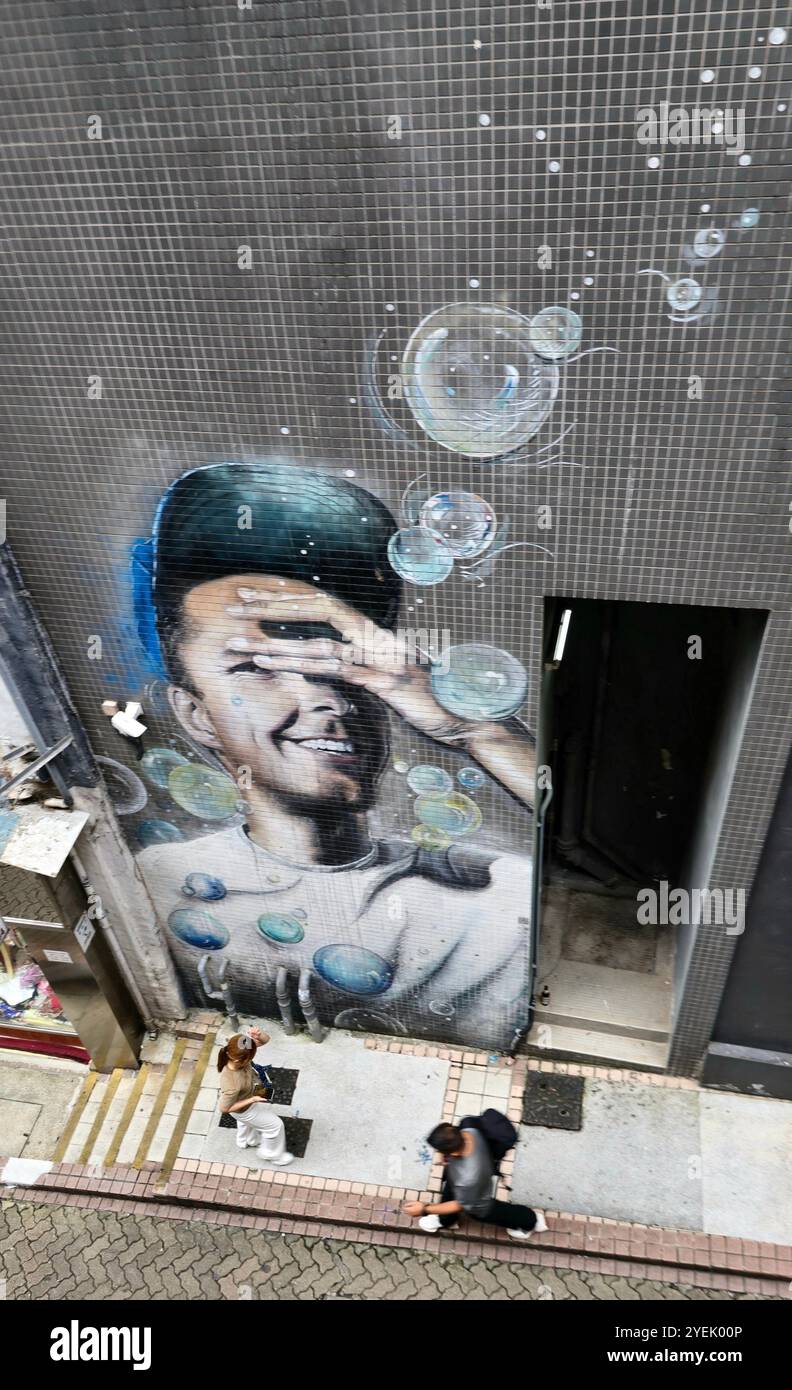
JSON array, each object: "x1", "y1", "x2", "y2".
[{"x1": 403, "y1": 1109, "x2": 547, "y2": 1240}]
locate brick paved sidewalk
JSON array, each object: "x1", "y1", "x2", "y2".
[
  {"x1": 3, "y1": 1156, "x2": 788, "y2": 1299},
  {"x1": 0, "y1": 1198, "x2": 775, "y2": 1301}
]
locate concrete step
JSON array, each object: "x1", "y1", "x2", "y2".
[
  {"x1": 525, "y1": 1021, "x2": 669, "y2": 1072},
  {"x1": 56, "y1": 1029, "x2": 219, "y2": 1172},
  {"x1": 537, "y1": 960, "x2": 672, "y2": 1043}
]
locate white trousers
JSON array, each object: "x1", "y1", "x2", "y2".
[{"x1": 234, "y1": 1102, "x2": 287, "y2": 1162}]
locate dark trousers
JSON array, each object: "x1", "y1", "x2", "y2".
[{"x1": 437, "y1": 1176, "x2": 538, "y2": 1232}]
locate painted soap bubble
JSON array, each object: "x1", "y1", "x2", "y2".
[
  {"x1": 334, "y1": 1008, "x2": 408, "y2": 1035},
  {"x1": 529, "y1": 306, "x2": 582, "y2": 361},
  {"x1": 182, "y1": 873, "x2": 227, "y2": 901},
  {"x1": 387, "y1": 526, "x2": 454, "y2": 586},
  {"x1": 431, "y1": 643, "x2": 529, "y2": 721},
  {"x1": 419, "y1": 490, "x2": 496, "y2": 559},
  {"x1": 693, "y1": 227, "x2": 726, "y2": 259},
  {"x1": 137, "y1": 819, "x2": 184, "y2": 848},
  {"x1": 429, "y1": 999, "x2": 456, "y2": 1018},
  {"x1": 415, "y1": 791, "x2": 482, "y2": 837},
  {"x1": 401, "y1": 303, "x2": 559, "y2": 458},
  {"x1": 167, "y1": 764, "x2": 240, "y2": 820},
  {"x1": 141, "y1": 747, "x2": 191, "y2": 788},
  {"x1": 738, "y1": 208, "x2": 759, "y2": 229},
  {"x1": 666, "y1": 277, "x2": 702, "y2": 312},
  {"x1": 457, "y1": 766, "x2": 486, "y2": 790},
  {"x1": 97, "y1": 756, "x2": 147, "y2": 815},
  {"x1": 407, "y1": 764, "x2": 453, "y2": 794},
  {"x1": 411, "y1": 823, "x2": 452, "y2": 851},
  {"x1": 313, "y1": 944, "x2": 394, "y2": 995},
  {"x1": 167, "y1": 908, "x2": 229, "y2": 951},
  {"x1": 256, "y1": 913, "x2": 305, "y2": 945}
]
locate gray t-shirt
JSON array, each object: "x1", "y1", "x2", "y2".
[{"x1": 447, "y1": 1128, "x2": 494, "y2": 1216}]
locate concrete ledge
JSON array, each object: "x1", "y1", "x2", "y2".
[{"x1": 703, "y1": 1044, "x2": 792, "y2": 1101}]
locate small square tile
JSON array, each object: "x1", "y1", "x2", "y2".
[{"x1": 459, "y1": 1066, "x2": 486, "y2": 1095}]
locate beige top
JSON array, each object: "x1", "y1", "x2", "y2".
[{"x1": 219, "y1": 1062, "x2": 257, "y2": 1112}]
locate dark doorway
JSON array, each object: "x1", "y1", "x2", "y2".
[{"x1": 532, "y1": 597, "x2": 767, "y2": 1069}]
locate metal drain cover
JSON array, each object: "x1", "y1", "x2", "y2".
[
  {"x1": 260, "y1": 1067, "x2": 299, "y2": 1106},
  {"x1": 219, "y1": 1111, "x2": 313, "y2": 1157},
  {"x1": 282, "y1": 1116, "x2": 313, "y2": 1157},
  {"x1": 520, "y1": 1073, "x2": 584, "y2": 1130}
]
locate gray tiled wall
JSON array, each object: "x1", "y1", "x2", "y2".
[{"x1": 0, "y1": 1, "x2": 790, "y2": 1065}]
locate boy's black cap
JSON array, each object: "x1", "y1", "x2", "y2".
[{"x1": 151, "y1": 461, "x2": 402, "y2": 664}]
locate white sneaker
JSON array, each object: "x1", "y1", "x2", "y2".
[
  {"x1": 267, "y1": 1151, "x2": 295, "y2": 1166},
  {"x1": 508, "y1": 1211, "x2": 548, "y2": 1240},
  {"x1": 418, "y1": 1214, "x2": 442, "y2": 1233}
]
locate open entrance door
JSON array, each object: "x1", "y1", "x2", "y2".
[{"x1": 532, "y1": 598, "x2": 766, "y2": 1070}]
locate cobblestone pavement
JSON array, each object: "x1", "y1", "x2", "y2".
[{"x1": 0, "y1": 1199, "x2": 772, "y2": 1301}]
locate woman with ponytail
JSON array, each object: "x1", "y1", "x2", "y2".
[{"x1": 217, "y1": 1026, "x2": 294, "y2": 1165}]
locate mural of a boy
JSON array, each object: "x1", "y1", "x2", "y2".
[{"x1": 134, "y1": 461, "x2": 535, "y2": 1047}]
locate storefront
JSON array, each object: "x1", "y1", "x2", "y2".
[
  {"x1": 0, "y1": 802, "x2": 143, "y2": 1071},
  {"x1": 0, "y1": 920, "x2": 90, "y2": 1062}
]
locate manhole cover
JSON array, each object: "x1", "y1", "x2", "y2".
[
  {"x1": 219, "y1": 1109, "x2": 313, "y2": 1157},
  {"x1": 258, "y1": 1067, "x2": 299, "y2": 1106},
  {"x1": 282, "y1": 1116, "x2": 313, "y2": 1157},
  {"x1": 520, "y1": 1073, "x2": 584, "y2": 1130}
]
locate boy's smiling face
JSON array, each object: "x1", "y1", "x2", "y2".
[{"x1": 169, "y1": 574, "x2": 388, "y2": 811}]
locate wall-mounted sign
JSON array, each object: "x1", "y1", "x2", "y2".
[{"x1": 73, "y1": 914, "x2": 95, "y2": 954}]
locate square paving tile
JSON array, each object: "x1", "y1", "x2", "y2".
[
  {"x1": 459, "y1": 1066, "x2": 486, "y2": 1095},
  {"x1": 454, "y1": 1094, "x2": 482, "y2": 1119},
  {"x1": 481, "y1": 1072, "x2": 512, "y2": 1100}
]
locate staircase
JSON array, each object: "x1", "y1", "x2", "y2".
[{"x1": 52, "y1": 1021, "x2": 221, "y2": 1180}]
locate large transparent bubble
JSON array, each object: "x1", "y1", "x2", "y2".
[
  {"x1": 693, "y1": 227, "x2": 726, "y2": 258},
  {"x1": 257, "y1": 913, "x2": 305, "y2": 945},
  {"x1": 97, "y1": 756, "x2": 147, "y2": 815},
  {"x1": 457, "y1": 766, "x2": 486, "y2": 790},
  {"x1": 666, "y1": 277, "x2": 703, "y2": 312},
  {"x1": 167, "y1": 764, "x2": 241, "y2": 820},
  {"x1": 182, "y1": 873, "x2": 227, "y2": 901},
  {"x1": 137, "y1": 819, "x2": 184, "y2": 847},
  {"x1": 401, "y1": 303, "x2": 559, "y2": 457},
  {"x1": 334, "y1": 1008, "x2": 408, "y2": 1035},
  {"x1": 529, "y1": 306, "x2": 582, "y2": 360},
  {"x1": 387, "y1": 525, "x2": 455, "y2": 585},
  {"x1": 141, "y1": 747, "x2": 191, "y2": 788},
  {"x1": 431, "y1": 643, "x2": 529, "y2": 721},
  {"x1": 411, "y1": 823, "x2": 452, "y2": 850},
  {"x1": 167, "y1": 908, "x2": 229, "y2": 951},
  {"x1": 419, "y1": 490, "x2": 496, "y2": 559},
  {"x1": 407, "y1": 764, "x2": 453, "y2": 794},
  {"x1": 313, "y1": 944, "x2": 394, "y2": 996},
  {"x1": 415, "y1": 791, "x2": 483, "y2": 837}
]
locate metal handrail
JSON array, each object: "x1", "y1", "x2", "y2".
[{"x1": 0, "y1": 734, "x2": 74, "y2": 802}]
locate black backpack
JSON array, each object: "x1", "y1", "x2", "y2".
[{"x1": 459, "y1": 1108, "x2": 519, "y2": 1170}]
